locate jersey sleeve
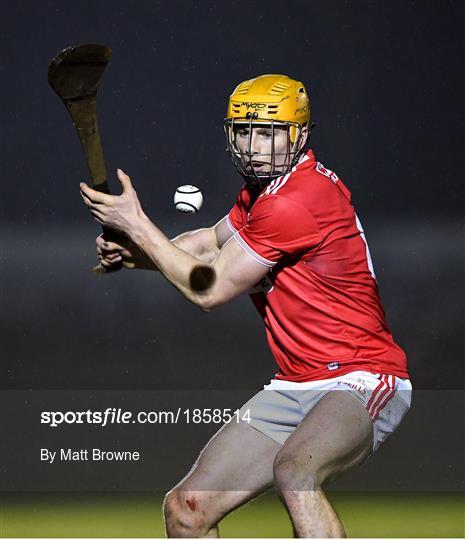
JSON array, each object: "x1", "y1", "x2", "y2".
[
  {"x1": 235, "y1": 195, "x2": 323, "y2": 267},
  {"x1": 227, "y1": 190, "x2": 245, "y2": 232}
]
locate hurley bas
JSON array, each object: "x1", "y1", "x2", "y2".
[{"x1": 41, "y1": 448, "x2": 140, "y2": 463}]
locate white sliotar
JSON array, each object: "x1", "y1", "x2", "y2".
[{"x1": 174, "y1": 185, "x2": 203, "y2": 214}]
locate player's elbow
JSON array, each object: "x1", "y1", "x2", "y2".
[
  {"x1": 194, "y1": 285, "x2": 233, "y2": 311},
  {"x1": 188, "y1": 265, "x2": 234, "y2": 311},
  {"x1": 189, "y1": 265, "x2": 220, "y2": 311},
  {"x1": 195, "y1": 293, "x2": 223, "y2": 312}
]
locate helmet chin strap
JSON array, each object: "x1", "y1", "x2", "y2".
[{"x1": 243, "y1": 174, "x2": 270, "y2": 191}]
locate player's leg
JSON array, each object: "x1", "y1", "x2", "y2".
[
  {"x1": 163, "y1": 418, "x2": 281, "y2": 538},
  {"x1": 273, "y1": 391, "x2": 373, "y2": 538}
]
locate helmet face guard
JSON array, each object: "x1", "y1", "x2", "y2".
[{"x1": 224, "y1": 116, "x2": 305, "y2": 190}]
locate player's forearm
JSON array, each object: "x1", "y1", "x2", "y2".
[
  {"x1": 171, "y1": 228, "x2": 219, "y2": 264},
  {"x1": 132, "y1": 228, "x2": 218, "y2": 272},
  {"x1": 130, "y1": 217, "x2": 216, "y2": 309}
]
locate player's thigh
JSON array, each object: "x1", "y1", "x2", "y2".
[
  {"x1": 181, "y1": 418, "x2": 280, "y2": 491},
  {"x1": 168, "y1": 418, "x2": 280, "y2": 521},
  {"x1": 274, "y1": 390, "x2": 373, "y2": 489}
]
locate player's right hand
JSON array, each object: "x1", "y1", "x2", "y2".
[{"x1": 96, "y1": 234, "x2": 157, "y2": 271}]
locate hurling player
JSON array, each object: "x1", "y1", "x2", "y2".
[{"x1": 81, "y1": 75, "x2": 411, "y2": 538}]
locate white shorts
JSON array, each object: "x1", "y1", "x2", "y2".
[{"x1": 239, "y1": 370, "x2": 412, "y2": 452}]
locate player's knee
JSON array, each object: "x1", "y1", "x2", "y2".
[
  {"x1": 163, "y1": 489, "x2": 212, "y2": 538},
  {"x1": 162, "y1": 490, "x2": 178, "y2": 529},
  {"x1": 273, "y1": 453, "x2": 321, "y2": 492}
]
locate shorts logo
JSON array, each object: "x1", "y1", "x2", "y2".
[
  {"x1": 339, "y1": 381, "x2": 367, "y2": 396},
  {"x1": 327, "y1": 362, "x2": 340, "y2": 371}
]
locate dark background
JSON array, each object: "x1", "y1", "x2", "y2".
[
  {"x1": 0, "y1": 0, "x2": 463, "y2": 501},
  {"x1": 1, "y1": 0, "x2": 463, "y2": 392}
]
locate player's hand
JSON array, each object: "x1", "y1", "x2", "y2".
[
  {"x1": 80, "y1": 169, "x2": 146, "y2": 237},
  {"x1": 96, "y1": 234, "x2": 157, "y2": 271}
]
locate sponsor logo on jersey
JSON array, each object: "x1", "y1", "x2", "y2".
[{"x1": 327, "y1": 362, "x2": 340, "y2": 371}]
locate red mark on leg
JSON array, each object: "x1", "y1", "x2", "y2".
[{"x1": 186, "y1": 497, "x2": 197, "y2": 512}]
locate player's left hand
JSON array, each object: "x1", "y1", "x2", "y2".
[{"x1": 80, "y1": 169, "x2": 146, "y2": 236}]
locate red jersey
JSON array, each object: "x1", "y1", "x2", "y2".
[{"x1": 227, "y1": 150, "x2": 409, "y2": 382}]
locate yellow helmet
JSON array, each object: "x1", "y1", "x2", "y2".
[{"x1": 224, "y1": 74, "x2": 311, "y2": 188}]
